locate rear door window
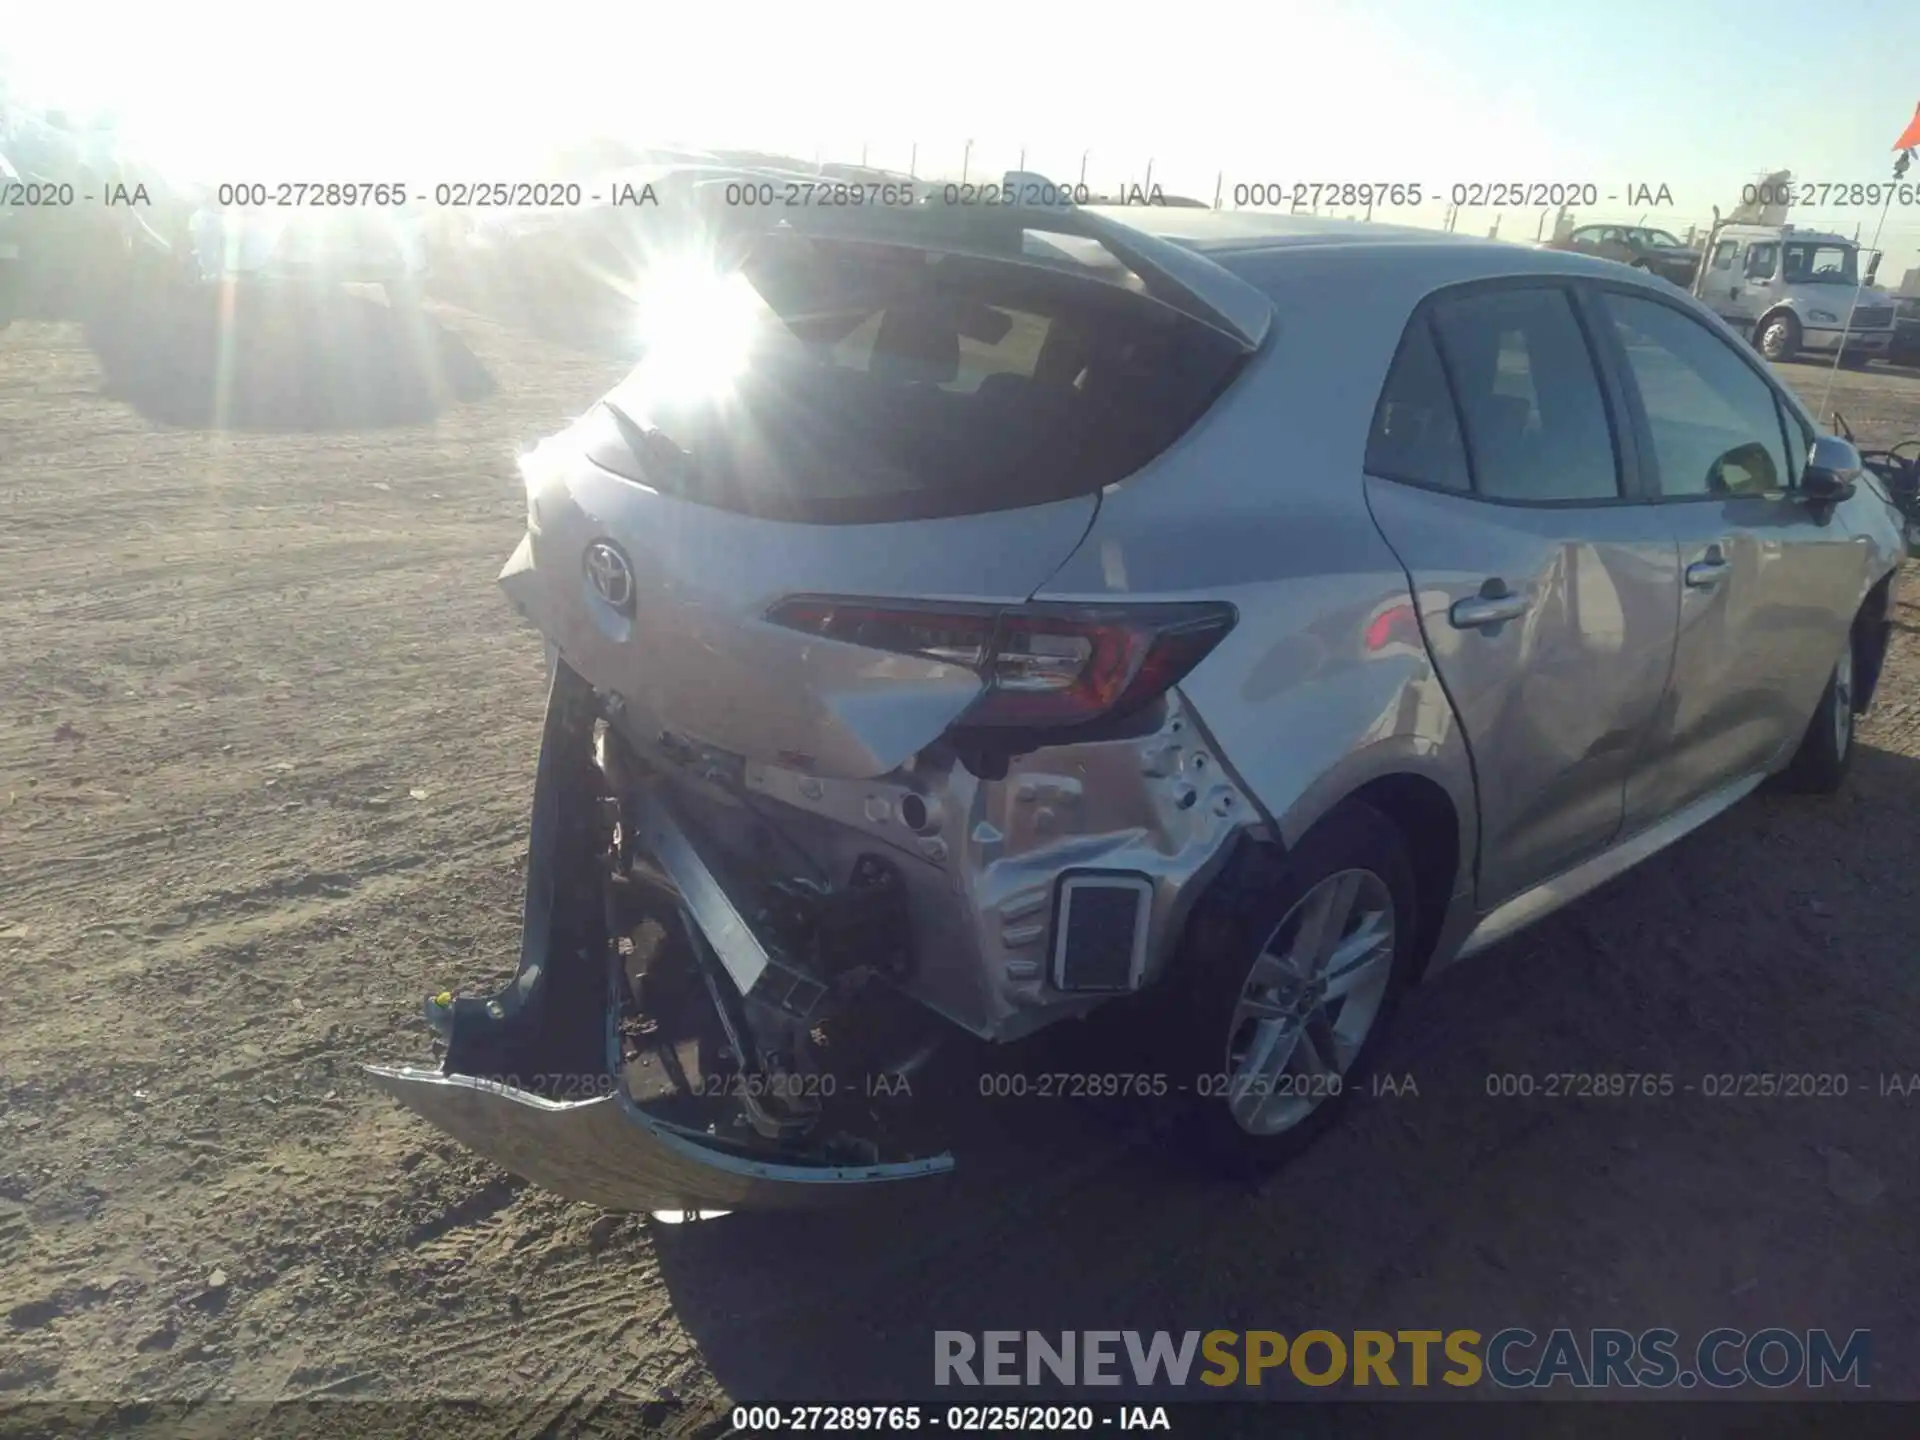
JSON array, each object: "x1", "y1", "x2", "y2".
[
  {"x1": 1427, "y1": 287, "x2": 1622, "y2": 502},
  {"x1": 1365, "y1": 321, "x2": 1471, "y2": 492}
]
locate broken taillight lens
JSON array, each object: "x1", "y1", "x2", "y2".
[{"x1": 766, "y1": 597, "x2": 1236, "y2": 730}]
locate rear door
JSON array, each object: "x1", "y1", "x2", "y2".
[
  {"x1": 1364, "y1": 281, "x2": 1682, "y2": 909},
  {"x1": 1590, "y1": 285, "x2": 1868, "y2": 826}
]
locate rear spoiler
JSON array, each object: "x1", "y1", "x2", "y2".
[{"x1": 643, "y1": 167, "x2": 1274, "y2": 353}]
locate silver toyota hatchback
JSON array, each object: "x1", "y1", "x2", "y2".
[{"x1": 370, "y1": 183, "x2": 1906, "y2": 1210}]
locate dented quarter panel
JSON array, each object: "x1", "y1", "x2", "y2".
[
  {"x1": 1031, "y1": 250, "x2": 1480, "y2": 959},
  {"x1": 617, "y1": 687, "x2": 1254, "y2": 1042}
]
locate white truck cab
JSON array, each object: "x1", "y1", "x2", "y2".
[{"x1": 1693, "y1": 222, "x2": 1895, "y2": 366}]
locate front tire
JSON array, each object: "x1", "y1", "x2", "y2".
[
  {"x1": 1839, "y1": 350, "x2": 1872, "y2": 370},
  {"x1": 1162, "y1": 802, "x2": 1419, "y2": 1180},
  {"x1": 1776, "y1": 643, "x2": 1857, "y2": 794},
  {"x1": 1757, "y1": 311, "x2": 1802, "y2": 362}
]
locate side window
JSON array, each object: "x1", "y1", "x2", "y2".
[
  {"x1": 1743, "y1": 243, "x2": 1777, "y2": 280},
  {"x1": 1428, "y1": 287, "x2": 1621, "y2": 502},
  {"x1": 1711, "y1": 241, "x2": 1738, "y2": 271},
  {"x1": 1365, "y1": 320, "x2": 1471, "y2": 492},
  {"x1": 1602, "y1": 292, "x2": 1792, "y2": 498}
]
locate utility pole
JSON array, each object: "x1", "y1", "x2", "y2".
[
  {"x1": 962, "y1": 139, "x2": 973, "y2": 184},
  {"x1": 1079, "y1": 149, "x2": 1090, "y2": 187}
]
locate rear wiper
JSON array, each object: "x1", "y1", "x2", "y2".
[{"x1": 601, "y1": 400, "x2": 700, "y2": 492}]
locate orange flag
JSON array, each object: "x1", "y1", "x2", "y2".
[{"x1": 1896, "y1": 102, "x2": 1920, "y2": 151}]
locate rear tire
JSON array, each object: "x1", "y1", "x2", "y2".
[
  {"x1": 1776, "y1": 643, "x2": 1857, "y2": 794},
  {"x1": 1160, "y1": 802, "x2": 1419, "y2": 1180}
]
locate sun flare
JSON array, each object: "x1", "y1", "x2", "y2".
[{"x1": 627, "y1": 253, "x2": 767, "y2": 403}]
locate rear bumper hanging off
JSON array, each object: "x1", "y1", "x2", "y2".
[
  {"x1": 364, "y1": 662, "x2": 954, "y2": 1211},
  {"x1": 360, "y1": 1067, "x2": 953, "y2": 1211}
]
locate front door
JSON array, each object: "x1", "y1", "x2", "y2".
[
  {"x1": 1363, "y1": 282, "x2": 1682, "y2": 909},
  {"x1": 1591, "y1": 285, "x2": 1869, "y2": 828},
  {"x1": 1697, "y1": 237, "x2": 1745, "y2": 321},
  {"x1": 1730, "y1": 240, "x2": 1780, "y2": 330}
]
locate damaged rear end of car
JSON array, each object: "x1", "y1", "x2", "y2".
[{"x1": 366, "y1": 181, "x2": 1277, "y2": 1210}]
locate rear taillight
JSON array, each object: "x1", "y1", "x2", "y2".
[{"x1": 766, "y1": 597, "x2": 1236, "y2": 730}]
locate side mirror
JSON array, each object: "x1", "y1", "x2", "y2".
[
  {"x1": 1866, "y1": 253, "x2": 1882, "y2": 287},
  {"x1": 1800, "y1": 435, "x2": 1862, "y2": 505}
]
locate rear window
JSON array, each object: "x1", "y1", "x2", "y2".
[{"x1": 588, "y1": 236, "x2": 1249, "y2": 523}]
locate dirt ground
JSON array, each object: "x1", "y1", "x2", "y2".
[{"x1": 2, "y1": 278, "x2": 1919, "y2": 1432}]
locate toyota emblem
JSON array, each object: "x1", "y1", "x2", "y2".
[{"x1": 583, "y1": 541, "x2": 635, "y2": 613}]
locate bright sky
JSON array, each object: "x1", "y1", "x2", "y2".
[{"x1": 6, "y1": 0, "x2": 1920, "y2": 273}]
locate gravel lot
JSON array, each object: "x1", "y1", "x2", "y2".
[{"x1": 2, "y1": 280, "x2": 1917, "y2": 1431}]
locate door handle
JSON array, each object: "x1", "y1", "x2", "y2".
[
  {"x1": 1450, "y1": 586, "x2": 1529, "y2": 630},
  {"x1": 1685, "y1": 546, "x2": 1730, "y2": 589}
]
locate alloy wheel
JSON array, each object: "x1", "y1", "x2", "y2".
[{"x1": 1223, "y1": 868, "x2": 1396, "y2": 1137}]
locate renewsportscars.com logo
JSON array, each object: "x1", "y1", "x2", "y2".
[{"x1": 934, "y1": 1328, "x2": 1871, "y2": 1391}]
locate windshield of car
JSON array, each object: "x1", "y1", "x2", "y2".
[
  {"x1": 1633, "y1": 228, "x2": 1684, "y2": 248},
  {"x1": 590, "y1": 236, "x2": 1250, "y2": 522},
  {"x1": 1782, "y1": 242, "x2": 1859, "y2": 286}
]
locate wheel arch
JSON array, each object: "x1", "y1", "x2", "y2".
[
  {"x1": 1345, "y1": 772, "x2": 1463, "y2": 980},
  {"x1": 1267, "y1": 740, "x2": 1478, "y2": 984},
  {"x1": 1755, "y1": 304, "x2": 1801, "y2": 342},
  {"x1": 1852, "y1": 567, "x2": 1897, "y2": 712}
]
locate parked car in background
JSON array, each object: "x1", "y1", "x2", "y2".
[
  {"x1": 0, "y1": 113, "x2": 137, "y2": 310},
  {"x1": 1694, "y1": 223, "x2": 1897, "y2": 365},
  {"x1": 115, "y1": 181, "x2": 432, "y2": 317},
  {"x1": 190, "y1": 204, "x2": 429, "y2": 311},
  {"x1": 366, "y1": 185, "x2": 1905, "y2": 1212},
  {"x1": 1552, "y1": 223, "x2": 1702, "y2": 286}
]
